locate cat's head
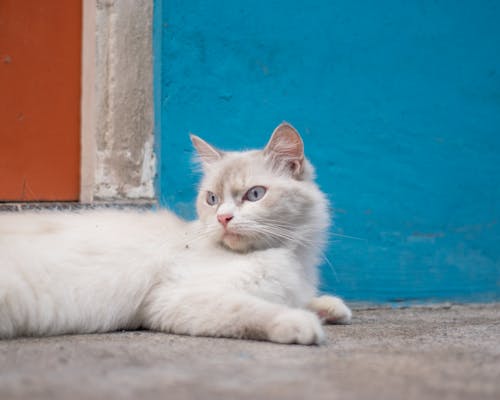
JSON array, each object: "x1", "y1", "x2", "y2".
[{"x1": 192, "y1": 122, "x2": 329, "y2": 253}]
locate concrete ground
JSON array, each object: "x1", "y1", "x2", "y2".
[{"x1": 0, "y1": 304, "x2": 498, "y2": 400}]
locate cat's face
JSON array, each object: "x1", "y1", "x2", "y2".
[{"x1": 193, "y1": 123, "x2": 329, "y2": 253}]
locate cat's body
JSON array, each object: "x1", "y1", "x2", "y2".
[{"x1": 0, "y1": 123, "x2": 351, "y2": 344}]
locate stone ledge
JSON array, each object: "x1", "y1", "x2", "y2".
[{"x1": 0, "y1": 201, "x2": 157, "y2": 212}]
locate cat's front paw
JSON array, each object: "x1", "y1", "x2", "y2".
[
  {"x1": 267, "y1": 309, "x2": 325, "y2": 345},
  {"x1": 308, "y1": 295, "x2": 352, "y2": 324}
]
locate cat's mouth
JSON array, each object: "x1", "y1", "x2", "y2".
[
  {"x1": 221, "y1": 231, "x2": 243, "y2": 241},
  {"x1": 220, "y1": 231, "x2": 248, "y2": 252}
]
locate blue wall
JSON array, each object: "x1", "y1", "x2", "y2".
[{"x1": 154, "y1": 0, "x2": 500, "y2": 302}]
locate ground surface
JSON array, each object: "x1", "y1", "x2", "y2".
[{"x1": 0, "y1": 304, "x2": 499, "y2": 400}]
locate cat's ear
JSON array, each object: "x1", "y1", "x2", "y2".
[
  {"x1": 190, "y1": 134, "x2": 223, "y2": 165},
  {"x1": 263, "y1": 122, "x2": 305, "y2": 178}
]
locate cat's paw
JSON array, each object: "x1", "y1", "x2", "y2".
[
  {"x1": 308, "y1": 295, "x2": 352, "y2": 324},
  {"x1": 267, "y1": 309, "x2": 325, "y2": 345}
]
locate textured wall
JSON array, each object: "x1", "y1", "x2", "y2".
[
  {"x1": 92, "y1": 0, "x2": 155, "y2": 200},
  {"x1": 155, "y1": 0, "x2": 500, "y2": 301}
]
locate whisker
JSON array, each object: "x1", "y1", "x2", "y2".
[
  {"x1": 329, "y1": 232, "x2": 365, "y2": 241},
  {"x1": 319, "y1": 253, "x2": 339, "y2": 282}
]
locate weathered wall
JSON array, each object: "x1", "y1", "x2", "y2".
[
  {"x1": 154, "y1": 0, "x2": 500, "y2": 302},
  {"x1": 91, "y1": 0, "x2": 155, "y2": 201}
]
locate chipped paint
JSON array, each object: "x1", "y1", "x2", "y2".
[{"x1": 93, "y1": 0, "x2": 155, "y2": 201}]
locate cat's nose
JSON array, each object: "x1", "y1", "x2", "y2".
[{"x1": 217, "y1": 214, "x2": 233, "y2": 227}]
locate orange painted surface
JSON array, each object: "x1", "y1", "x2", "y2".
[{"x1": 0, "y1": 1, "x2": 82, "y2": 201}]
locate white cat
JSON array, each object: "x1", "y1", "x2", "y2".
[{"x1": 0, "y1": 122, "x2": 351, "y2": 344}]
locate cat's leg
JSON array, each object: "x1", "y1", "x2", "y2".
[
  {"x1": 307, "y1": 295, "x2": 352, "y2": 324},
  {"x1": 141, "y1": 289, "x2": 325, "y2": 345}
]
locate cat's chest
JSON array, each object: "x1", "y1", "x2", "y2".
[
  {"x1": 164, "y1": 246, "x2": 309, "y2": 305},
  {"x1": 169, "y1": 247, "x2": 267, "y2": 283}
]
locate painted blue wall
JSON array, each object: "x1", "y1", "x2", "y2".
[{"x1": 154, "y1": 0, "x2": 500, "y2": 302}]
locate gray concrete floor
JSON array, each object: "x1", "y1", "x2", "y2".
[{"x1": 0, "y1": 304, "x2": 499, "y2": 400}]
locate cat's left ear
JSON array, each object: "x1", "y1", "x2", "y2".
[
  {"x1": 263, "y1": 122, "x2": 305, "y2": 178},
  {"x1": 190, "y1": 134, "x2": 223, "y2": 165}
]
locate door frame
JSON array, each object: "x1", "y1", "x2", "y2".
[{"x1": 80, "y1": 0, "x2": 97, "y2": 203}]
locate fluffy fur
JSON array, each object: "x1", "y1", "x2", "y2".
[{"x1": 0, "y1": 123, "x2": 351, "y2": 344}]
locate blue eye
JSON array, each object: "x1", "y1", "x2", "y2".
[
  {"x1": 206, "y1": 191, "x2": 219, "y2": 206},
  {"x1": 244, "y1": 186, "x2": 266, "y2": 202}
]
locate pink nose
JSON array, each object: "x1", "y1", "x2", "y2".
[{"x1": 217, "y1": 214, "x2": 233, "y2": 227}]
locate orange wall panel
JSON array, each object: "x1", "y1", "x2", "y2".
[{"x1": 0, "y1": 1, "x2": 82, "y2": 201}]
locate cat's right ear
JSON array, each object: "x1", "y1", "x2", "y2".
[
  {"x1": 263, "y1": 122, "x2": 305, "y2": 178},
  {"x1": 190, "y1": 134, "x2": 223, "y2": 165}
]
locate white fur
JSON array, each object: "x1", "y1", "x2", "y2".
[
  {"x1": 308, "y1": 295, "x2": 353, "y2": 324},
  {"x1": 0, "y1": 124, "x2": 351, "y2": 344}
]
